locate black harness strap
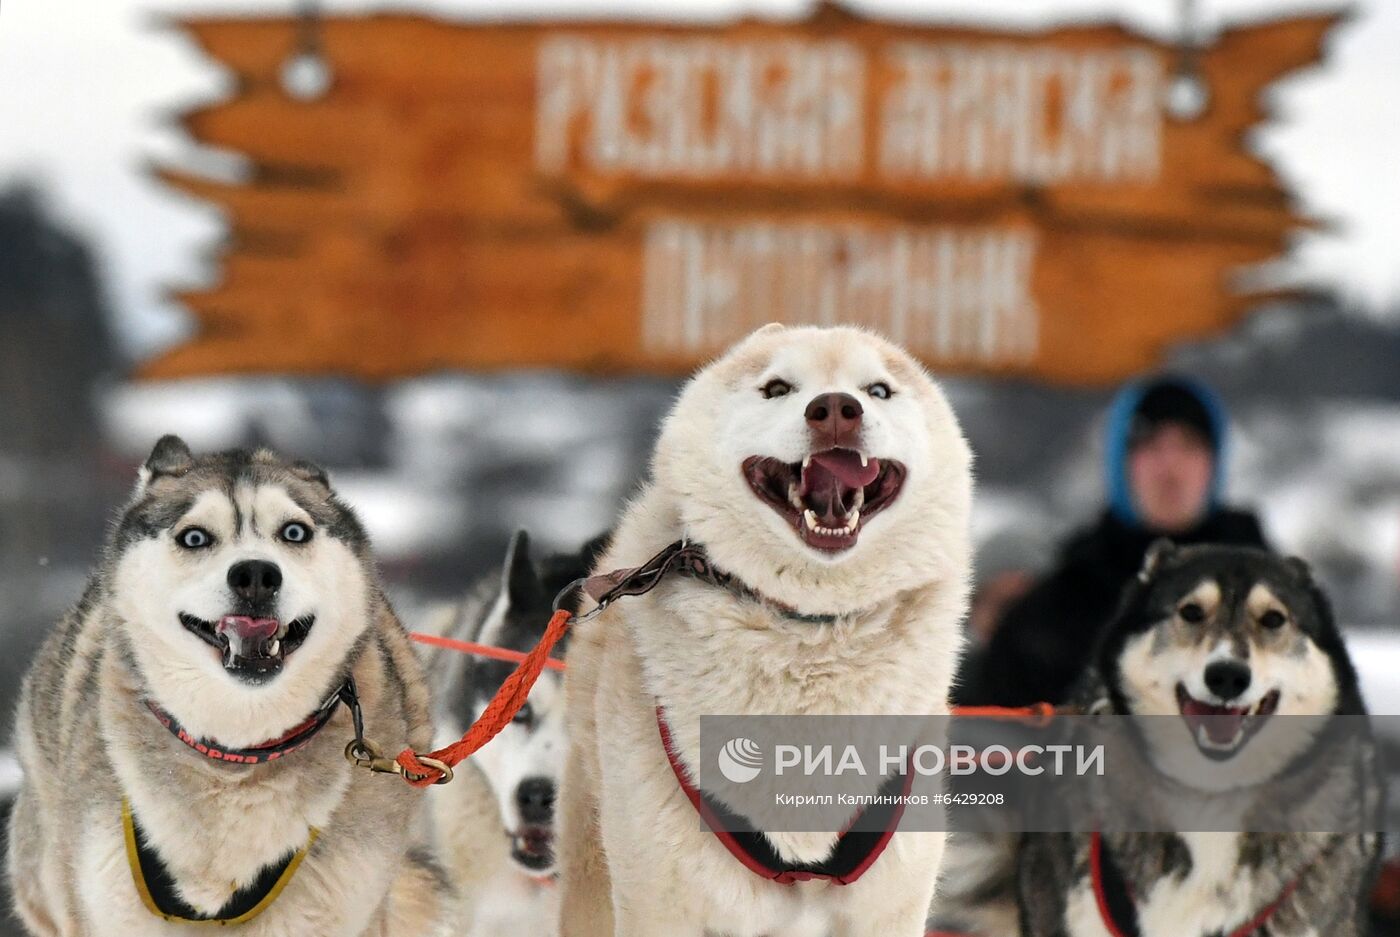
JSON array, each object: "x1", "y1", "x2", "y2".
[
  {"x1": 1091, "y1": 832, "x2": 1142, "y2": 937},
  {"x1": 122, "y1": 799, "x2": 316, "y2": 926},
  {"x1": 1089, "y1": 832, "x2": 1298, "y2": 937},
  {"x1": 656, "y1": 707, "x2": 913, "y2": 885}
]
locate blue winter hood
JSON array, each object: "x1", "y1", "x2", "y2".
[{"x1": 1104, "y1": 375, "x2": 1229, "y2": 528}]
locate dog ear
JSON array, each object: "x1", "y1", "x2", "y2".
[
  {"x1": 502, "y1": 529, "x2": 543, "y2": 608},
  {"x1": 1284, "y1": 555, "x2": 1313, "y2": 584},
  {"x1": 140, "y1": 434, "x2": 194, "y2": 484},
  {"x1": 752, "y1": 322, "x2": 786, "y2": 337},
  {"x1": 1138, "y1": 538, "x2": 1176, "y2": 582},
  {"x1": 288, "y1": 459, "x2": 330, "y2": 489}
]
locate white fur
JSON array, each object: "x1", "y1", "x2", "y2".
[
  {"x1": 110, "y1": 484, "x2": 373, "y2": 748},
  {"x1": 559, "y1": 325, "x2": 974, "y2": 937}
]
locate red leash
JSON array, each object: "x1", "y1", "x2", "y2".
[
  {"x1": 391, "y1": 615, "x2": 1059, "y2": 786},
  {"x1": 409, "y1": 631, "x2": 566, "y2": 672},
  {"x1": 390, "y1": 609, "x2": 573, "y2": 787},
  {"x1": 373, "y1": 540, "x2": 1070, "y2": 787}
]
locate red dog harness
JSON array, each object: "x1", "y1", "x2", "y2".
[
  {"x1": 1090, "y1": 831, "x2": 1298, "y2": 937},
  {"x1": 656, "y1": 706, "x2": 913, "y2": 886}
]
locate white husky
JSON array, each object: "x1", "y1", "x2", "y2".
[{"x1": 559, "y1": 324, "x2": 974, "y2": 937}]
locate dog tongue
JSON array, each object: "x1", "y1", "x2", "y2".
[
  {"x1": 218, "y1": 615, "x2": 279, "y2": 641},
  {"x1": 217, "y1": 615, "x2": 280, "y2": 662},
  {"x1": 806, "y1": 450, "x2": 879, "y2": 490},
  {"x1": 801, "y1": 450, "x2": 878, "y2": 522},
  {"x1": 1181, "y1": 697, "x2": 1247, "y2": 745}
]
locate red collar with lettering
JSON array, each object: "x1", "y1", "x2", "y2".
[
  {"x1": 655, "y1": 706, "x2": 912, "y2": 886},
  {"x1": 144, "y1": 684, "x2": 349, "y2": 765}
]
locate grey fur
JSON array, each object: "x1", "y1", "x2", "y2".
[
  {"x1": 941, "y1": 545, "x2": 1382, "y2": 937},
  {"x1": 7, "y1": 438, "x2": 451, "y2": 936}
]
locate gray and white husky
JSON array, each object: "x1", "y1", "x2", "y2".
[
  {"x1": 943, "y1": 541, "x2": 1383, "y2": 937},
  {"x1": 7, "y1": 436, "x2": 451, "y2": 936},
  {"x1": 429, "y1": 530, "x2": 605, "y2": 937}
]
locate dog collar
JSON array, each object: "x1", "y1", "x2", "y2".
[
  {"x1": 579, "y1": 540, "x2": 860, "y2": 625},
  {"x1": 144, "y1": 682, "x2": 352, "y2": 766},
  {"x1": 655, "y1": 706, "x2": 910, "y2": 886},
  {"x1": 1090, "y1": 831, "x2": 1297, "y2": 937},
  {"x1": 123, "y1": 798, "x2": 316, "y2": 926}
]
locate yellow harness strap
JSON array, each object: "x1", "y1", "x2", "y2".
[{"x1": 122, "y1": 799, "x2": 318, "y2": 926}]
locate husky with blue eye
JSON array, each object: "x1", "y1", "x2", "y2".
[{"x1": 7, "y1": 436, "x2": 451, "y2": 937}]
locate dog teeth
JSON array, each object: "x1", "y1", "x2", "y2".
[
  {"x1": 788, "y1": 482, "x2": 804, "y2": 510},
  {"x1": 851, "y1": 488, "x2": 865, "y2": 511},
  {"x1": 1194, "y1": 722, "x2": 1243, "y2": 750},
  {"x1": 266, "y1": 638, "x2": 280, "y2": 656},
  {"x1": 859, "y1": 452, "x2": 869, "y2": 467},
  {"x1": 802, "y1": 455, "x2": 812, "y2": 471},
  {"x1": 805, "y1": 509, "x2": 859, "y2": 537}
]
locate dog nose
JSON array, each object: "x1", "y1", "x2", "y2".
[
  {"x1": 227, "y1": 560, "x2": 282, "y2": 607},
  {"x1": 1203, "y1": 660, "x2": 1252, "y2": 701},
  {"x1": 516, "y1": 776, "x2": 555, "y2": 824},
  {"x1": 805, "y1": 392, "x2": 863, "y2": 448}
]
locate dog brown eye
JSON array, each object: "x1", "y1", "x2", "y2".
[
  {"x1": 1178, "y1": 602, "x2": 1206, "y2": 624},
  {"x1": 1260, "y1": 609, "x2": 1286, "y2": 630},
  {"x1": 177, "y1": 527, "x2": 213, "y2": 550},
  {"x1": 761, "y1": 379, "x2": 793, "y2": 399},
  {"x1": 866, "y1": 382, "x2": 893, "y2": 400}
]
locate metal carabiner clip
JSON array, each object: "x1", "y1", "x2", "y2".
[
  {"x1": 344, "y1": 738, "x2": 403, "y2": 776},
  {"x1": 553, "y1": 577, "x2": 608, "y2": 625},
  {"x1": 551, "y1": 574, "x2": 613, "y2": 624}
]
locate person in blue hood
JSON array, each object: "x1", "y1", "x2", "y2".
[{"x1": 958, "y1": 375, "x2": 1270, "y2": 708}]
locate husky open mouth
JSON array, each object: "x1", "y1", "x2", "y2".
[
  {"x1": 743, "y1": 449, "x2": 906, "y2": 552},
  {"x1": 1175, "y1": 684, "x2": 1281, "y2": 759},
  {"x1": 510, "y1": 825, "x2": 555, "y2": 874},
  {"x1": 179, "y1": 612, "x2": 316, "y2": 683}
]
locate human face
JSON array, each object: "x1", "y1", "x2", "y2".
[{"x1": 1128, "y1": 424, "x2": 1215, "y2": 533}]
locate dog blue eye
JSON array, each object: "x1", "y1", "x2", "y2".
[
  {"x1": 866, "y1": 382, "x2": 893, "y2": 400},
  {"x1": 761, "y1": 379, "x2": 793, "y2": 399},
  {"x1": 513, "y1": 702, "x2": 534, "y2": 726},
  {"x1": 280, "y1": 521, "x2": 312, "y2": 544},
  {"x1": 177, "y1": 527, "x2": 212, "y2": 550}
]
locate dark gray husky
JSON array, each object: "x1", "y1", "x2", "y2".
[{"x1": 941, "y1": 542, "x2": 1383, "y2": 937}]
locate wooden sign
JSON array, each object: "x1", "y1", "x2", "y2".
[{"x1": 151, "y1": 5, "x2": 1340, "y2": 384}]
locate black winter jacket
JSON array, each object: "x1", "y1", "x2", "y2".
[{"x1": 957, "y1": 507, "x2": 1269, "y2": 708}]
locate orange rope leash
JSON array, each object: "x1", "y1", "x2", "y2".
[
  {"x1": 395, "y1": 609, "x2": 573, "y2": 786},
  {"x1": 951, "y1": 701, "x2": 1059, "y2": 725},
  {"x1": 392, "y1": 617, "x2": 1061, "y2": 787}
]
